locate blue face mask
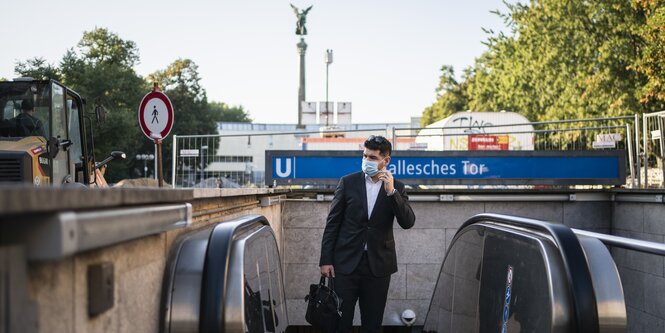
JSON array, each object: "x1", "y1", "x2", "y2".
[{"x1": 362, "y1": 158, "x2": 380, "y2": 176}]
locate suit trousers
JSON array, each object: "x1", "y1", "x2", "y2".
[{"x1": 334, "y1": 252, "x2": 391, "y2": 333}]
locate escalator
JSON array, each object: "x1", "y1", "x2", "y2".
[
  {"x1": 159, "y1": 213, "x2": 665, "y2": 333},
  {"x1": 423, "y1": 213, "x2": 626, "y2": 333},
  {"x1": 159, "y1": 215, "x2": 288, "y2": 333}
]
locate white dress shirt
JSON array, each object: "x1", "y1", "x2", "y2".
[
  {"x1": 364, "y1": 173, "x2": 383, "y2": 250},
  {"x1": 365, "y1": 173, "x2": 383, "y2": 219}
]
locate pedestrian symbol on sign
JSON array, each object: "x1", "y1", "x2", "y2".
[
  {"x1": 138, "y1": 87, "x2": 173, "y2": 140},
  {"x1": 138, "y1": 83, "x2": 175, "y2": 188}
]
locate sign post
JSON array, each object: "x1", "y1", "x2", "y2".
[{"x1": 138, "y1": 83, "x2": 174, "y2": 187}]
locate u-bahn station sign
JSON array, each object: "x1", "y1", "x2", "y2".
[{"x1": 266, "y1": 150, "x2": 626, "y2": 186}]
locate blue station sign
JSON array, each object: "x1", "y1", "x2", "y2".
[{"x1": 265, "y1": 150, "x2": 626, "y2": 186}]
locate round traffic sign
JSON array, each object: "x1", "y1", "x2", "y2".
[{"x1": 138, "y1": 91, "x2": 174, "y2": 140}]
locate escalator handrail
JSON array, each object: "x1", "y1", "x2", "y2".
[
  {"x1": 573, "y1": 228, "x2": 665, "y2": 256},
  {"x1": 460, "y1": 213, "x2": 599, "y2": 333},
  {"x1": 199, "y1": 214, "x2": 270, "y2": 333}
]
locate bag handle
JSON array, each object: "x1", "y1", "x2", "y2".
[
  {"x1": 320, "y1": 276, "x2": 335, "y2": 290},
  {"x1": 316, "y1": 276, "x2": 342, "y2": 316}
]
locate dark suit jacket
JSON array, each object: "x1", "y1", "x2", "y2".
[{"x1": 319, "y1": 171, "x2": 415, "y2": 277}]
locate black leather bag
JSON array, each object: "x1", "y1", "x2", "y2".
[{"x1": 305, "y1": 276, "x2": 342, "y2": 333}]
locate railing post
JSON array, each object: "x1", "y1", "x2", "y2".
[
  {"x1": 642, "y1": 115, "x2": 649, "y2": 188},
  {"x1": 626, "y1": 124, "x2": 635, "y2": 188},
  {"x1": 660, "y1": 116, "x2": 665, "y2": 187},
  {"x1": 635, "y1": 114, "x2": 641, "y2": 188},
  {"x1": 172, "y1": 134, "x2": 177, "y2": 188}
]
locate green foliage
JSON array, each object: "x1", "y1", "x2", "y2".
[
  {"x1": 75, "y1": 27, "x2": 140, "y2": 67},
  {"x1": 147, "y1": 59, "x2": 213, "y2": 137},
  {"x1": 147, "y1": 59, "x2": 218, "y2": 180},
  {"x1": 15, "y1": 57, "x2": 62, "y2": 81},
  {"x1": 12, "y1": 27, "x2": 250, "y2": 183},
  {"x1": 209, "y1": 101, "x2": 252, "y2": 123},
  {"x1": 420, "y1": 66, "x2": 468, "y2": 127},
  {"x1": 634, "y1": 0, "x2": 665, "y2": 107},
  {"x1": 58, "y1": 28, "x2": 147, "y2": 182},
  {"x1": 422, "y1": 0, "x2": 665, "y2": 127}
]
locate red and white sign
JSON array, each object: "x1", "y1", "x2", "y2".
[
  {"x1": 468, "y1": 135, "x2": 509, "y2": 151},
  {"x1": 138, "y1": 91, "x2": 174, "y2": 140}
]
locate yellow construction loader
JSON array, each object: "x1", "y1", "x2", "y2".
[{"x1": 0, "y1": 78, "x2": 125, "y2": 186}]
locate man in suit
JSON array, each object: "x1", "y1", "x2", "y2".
[{"x1": 319, "y1": 135, "x2": 416, "y2": 333}]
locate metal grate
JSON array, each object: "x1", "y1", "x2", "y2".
[{"x1": 0, "y1": 158, "x2": 23, "y2": 182}]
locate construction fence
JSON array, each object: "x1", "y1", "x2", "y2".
[{"x1": 170, "y1": 113, "x2": 665, "y2": 189}]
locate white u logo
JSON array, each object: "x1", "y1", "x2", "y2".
[{"x1": 275, "y1": 158, "x2": 292, "y2": 177}]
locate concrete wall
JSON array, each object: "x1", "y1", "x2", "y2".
[
  {"x1": 7, "y1": 187, "x2": 665, "y2": 332},
  {"x1": 281, "y1": 198, "x2": 612, "y2": 327},
  {"x1": 612, "y1": 202, "x2": 665, "y2": 332},
  {"x1": 1, "y1": 187, "x2": 285, "y2": 333}
]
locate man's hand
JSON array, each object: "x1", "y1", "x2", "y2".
[
  {"x1": 378, "y1": 170, "x2": 395, "y2": 193},
  {"x1": 320, "y1": 265, "x2": 335, "y2": 278}
]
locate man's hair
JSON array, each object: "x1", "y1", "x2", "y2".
[
  {"x1": 364, "y1": 135, "x2": 392, "y2": 156},
  {"x1": 21, "y1": 98, "x2": 33, "y2": 111}
]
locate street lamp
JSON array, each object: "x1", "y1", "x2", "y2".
[
  {"x1": 135, "y1": 153, "x2": 155, "y2": 178},
  {"x1": 325, "y1": 49, "x2": 333, "y2": 126}
]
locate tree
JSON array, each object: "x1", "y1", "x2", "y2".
[
  {"x1": 422, "y1": 0, "x2": 665, "y2": 127},
  {"x1": 147, "y1": 59, "x2": 219, "y2": 182},
  {"x1": 14, "y1": 57, "x2": 62, "y2": 81},
  {"x1": 59, "y1": 28, "x2": 147, "y2": 183},
  {"x1": 148, "y1": 59, "x2": 214, "y2": 136},
  {"x1": 634, "y1": 0, "x2": 665, "y2": 108},
  {"x1": 13, "y1": 28, "x2": 254, "y2": 183},
  {"x1": 208, "y1": 101, "x2": 252, "y2": 123},
  {"x1": 421, "y1": 66, "x2": 468, "y2": 127},
  {"x1": 74, "y1": 27, "x2": 140, "y2": 67}
]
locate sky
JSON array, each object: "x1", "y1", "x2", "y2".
[{"x1": 0, "y1": 0, "x2": 511, "y2": 124}]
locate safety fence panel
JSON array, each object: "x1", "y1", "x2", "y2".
[
  {"x1": 641, "y1": 110, "x2": 665, "y2": 188},
  {"x1": 173, "y1": 116, "x2": 642, "y2": 189}
]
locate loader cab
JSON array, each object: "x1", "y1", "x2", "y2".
[{"x1": 0, "y1": 79, "x2": 93, "y2": 185}]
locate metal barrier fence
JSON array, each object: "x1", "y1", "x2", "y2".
[
  {"x1": 641, "y1": 110, "x2": 665, "y2": 188},
  {"x1": 394, "y1": 115, "x2": 640, "y2": 188},
  {"x1": 172, "y1": 116, "x2": 640, "y2": 189},
  {"x1": 171, "y1": 127, "x2": 398, "y2": 188}
]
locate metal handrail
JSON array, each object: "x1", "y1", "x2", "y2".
[{"x1": 573, "y1": 228, "x2": 665, "y2": 256}]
